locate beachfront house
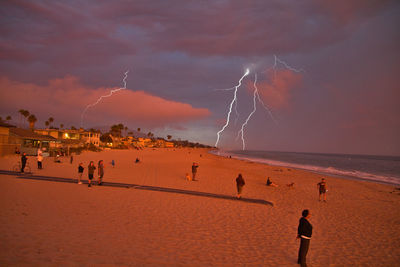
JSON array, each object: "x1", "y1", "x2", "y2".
[
  {"x1": 0, "y1": 124, "x2": 58, "y2": 156},
  {"x1": 0, "y1": 121, "x2": 18, "y2": 156},
  {"x1": 35, "y1": 128, "x2": 101, "y2": 147}
]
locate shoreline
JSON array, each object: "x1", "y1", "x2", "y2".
[{"x1": 210, "y1": 150, "x2": 400, "y2": 187}]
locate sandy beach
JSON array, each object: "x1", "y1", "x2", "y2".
[{"x1": 0, "y1": 148, "x2": 399, "y2": 266}]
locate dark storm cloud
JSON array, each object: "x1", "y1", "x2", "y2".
[{"x1": 0, "y1": 0, "x2": 399, "y2": 155}]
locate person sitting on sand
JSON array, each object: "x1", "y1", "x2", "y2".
[
  {"x1": 266, "y1": 177, "x2": 278, "y2": 187},
  {"x1": 317, "y1": 178, "x2": 327, "y2": 202},
  {"x1": 135, "y1": 158, "x2": 140, "y2": 163},
  {"x1": 236, "y1": 173, "x2": 245, "y2": 199}
]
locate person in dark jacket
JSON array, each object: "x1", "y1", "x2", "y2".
[
  {"x1": 21, "y1": 153, "x2": 27, "y2": 173},
  {"x1": 297, "y1": 209, "x2": 313, "y2": 267},
  {"x1": 77, "y1": 163, "x2": 84, "y2": 184},
  {"x1": 235, "y1": 173, "x2": 245, "y2": 199},
  {"x1": 88, "y1": 161, "x2": 96, "y2": 187}
]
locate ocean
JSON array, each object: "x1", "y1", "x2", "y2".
[{"x1": 211, "y1": 150, "x2": 400, "y2": 186}]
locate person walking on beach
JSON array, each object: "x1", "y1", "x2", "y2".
[
  {"x1": 21, "y1": 152, "x2": 27, "y2": 173},
  {"x1": 317, "y1": 178, "x2": 327, "y2": 202},
  {"x1": 88, "y1": 161, "x2": 96, "y2": 187},
  {"x1": 37, "y1": 148, "x2": 43, "y2": 169},
  {"x1": 77, "y1": 163, "x2": 84, "y2": 184},
  {"x1": 297, "y1": 209, "x2": 313, "y2": 267},
  {"x1": 98, "y1": 160, "x2": 104, "y2": 185},
  {"x1": 111, "y1": 159, "x2": 115, "y2": 168},
  {"x1": 236, "y1": 173, "x2": 245, "y2": 199},
  {"x1": 192, "y1": 162, "x2": 199, "y2": 181}
]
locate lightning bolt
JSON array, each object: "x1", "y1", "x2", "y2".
[
  {"x1": 215, "y1": 68, "x2": 250, "y2": 148},
  {"x1": 80, "y1": 70, "x2": 129, "y2": 127},
  {"x1": 237, "y1": 73, "x2": 258, "y2": 150},
  {"x1": 265, "y1": 54, "x2": 304, "y2": 80}
]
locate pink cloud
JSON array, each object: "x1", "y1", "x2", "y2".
[
  {"x1": 255, "y1": 70, "x2": 303, "y2": 110},
  {"x1": 0, "y1": 76, "x2": 210, "y2": 129}
]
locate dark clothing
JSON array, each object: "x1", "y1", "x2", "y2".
[
  {"x1": 266, "y1": 178, "x2": 272, "y2": 186},
  {"x1": 318, "y1": 181, "x2": 326, "y2": 194},
  {"x1": 78, "y1": 166, "x2": 84, "y2": 173},
  {"x1": 298, "y1": 238, "x2": 310, "y2": 267},
  {"x1": 236, "y1": 176, "x2": 245, "y2": 194},
  {"x1": 236, "y1": 176, "x2": 245, "y2": 187},
  {"x1": 297, "y1": 217, "x2": 313, "y2": 266},
  {"x1": 192, "y1": 165, "x2": 198, "y2": 173},
  {"x1": 98, "y1": 162, "x2": 104, "y2": 183},
  {"x1": 298, "y1": 217, "x2": 312, "y2": 238},
  {"x1": 21, "y1": 155, "x2": 27, "y2": 172},
  {"x1": 88, "y1": 164, "x2": 96, "y2": 180},
  {"x1": 192, "y1": 165, "x2": 198, "y2": 180}
]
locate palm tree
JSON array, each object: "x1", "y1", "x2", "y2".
[
  {"x1": 137, "y1": 128, "x2": 141, "y2": 132},
  {"x1": 48, "y1": 117, "x2": 54, "y2": 128},
  {"x1": 60, "y1": 124, "x2": 64, "y2": 129},
  {"x1": 28, "y1": 114, "x2": 37, "y2": 130},
  {"x1": 167, "y1": 135, "x2": 172, "y2": 140},
  {"x1": 45, "y1": 121, "x2": 50, "y2": 128},
  {"x1": 124, "y1": 126, "x2": 128, "y2": 137},
  {"x1": 18, "y1": 109, "x2": 30, "y2": 128},
  {"x1": 18, "y1": 109, "x2": 24, "y2": 127},
  {"x1": 71, "y1": 126, "x2": 77, "y2": 130}
]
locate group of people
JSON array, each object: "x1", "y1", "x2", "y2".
[
  {"x1": 235, "y1": 173, "x2": 319, "y2": 266},
  {"x1": 235, "y1": 174, "x2": 328, "y2": 202},
  {"x1": 77, "y1": 160, "x2": 104, "y2": 187}
]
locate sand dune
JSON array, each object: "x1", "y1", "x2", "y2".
[{"x1": 0, "y1": 148, "x2": 399, "y2": 266}]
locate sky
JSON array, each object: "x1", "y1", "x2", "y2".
[{"x1": 0, "y1": 0, "x2": 399, "y2": 155}]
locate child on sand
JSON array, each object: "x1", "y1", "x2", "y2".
[
  {"x1": 78, "y1": 163, "x2": 84, "y2": 184},
  {"x1": 88, "y1": 161, "x2": 96, "y2": 187},
  {"x1": 236, "y1": 174, "x2": 245, "y2": 199},
  {"x1": 185, "y1": 173, "x2": 192, "y2": 181}
]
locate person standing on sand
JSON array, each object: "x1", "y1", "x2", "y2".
[
  {"x1": 88, "y1": 161, "x2": 96, "y2": 187},
  {"x1": 192, "y1": 162, "x2": 199, "y2": 181},
  {"x1": 78, "y1": 163, "x2": 84, "y2": 184},
  {"x1": 236, "y1": 173, "x2": 245, "y2": 199},
  {"x1": 21, "y1": 152, "x2": 27, "y2": 173},
  {"x1": 98, "y1": 160, "x2": 104, "y2": 185},
  {"x1": 297, "y1": 209, "x2": 313, "y2": 267},
  {"x1": 37, "y1": 148, "x2": 43, "y2": 169},
  {"x1": 317, "y1": 178, "x2": 327, "y2": 202},
  {"x1": 111, "y1": 159, "x2": 115, "y2": 168}
]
